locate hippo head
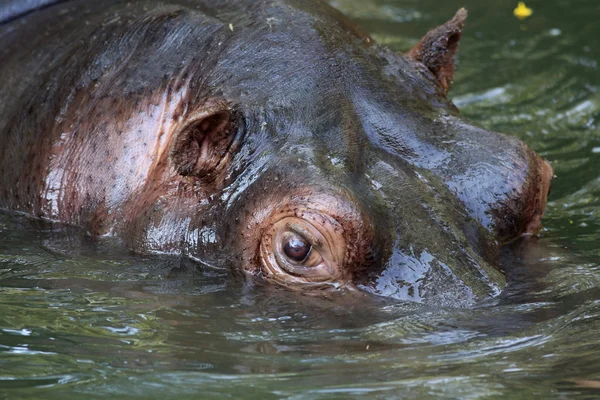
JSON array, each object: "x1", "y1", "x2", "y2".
[
  {"x1": 2, "y1": 2, "x2": 552, "y2": 307},
  {"x1": 179, "y1": 8, "x2": 551, "y2": 306}
]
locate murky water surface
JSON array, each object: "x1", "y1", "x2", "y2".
[{"x1": 2, "y1": 0, "x2": 600, "y2": 398}]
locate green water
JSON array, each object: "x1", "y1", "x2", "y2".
[{"x1": 1, "y1": 0, "x2": 600, "y2": 398}]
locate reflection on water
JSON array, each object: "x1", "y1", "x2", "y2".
[{"x1": 1, "y1": 0, "x2": 600, "y2": 398}]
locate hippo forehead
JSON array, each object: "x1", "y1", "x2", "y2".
[
  {"x1": 18, "y1": 0, "x2": 453, "y2": 165},
  {"x1": 9, "y1": 0, "x2": 444, "y2": 115}
]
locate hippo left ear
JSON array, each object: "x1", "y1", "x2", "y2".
[
  {"x1": 170, "y1": 100, "x2": 240, "y2": 179},
  {"x1": 405, "y1": 9, "x2": 467, "y2": 96}
]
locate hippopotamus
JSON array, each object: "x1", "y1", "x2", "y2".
[{"x1": 0, "y1": 0, "x2": 552, "y2": 307}]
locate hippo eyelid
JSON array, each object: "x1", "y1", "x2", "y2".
[{"x1": 286, "y1": 221, "x2": 321, "y2": 248}]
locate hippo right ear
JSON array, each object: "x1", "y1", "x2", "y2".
[
  {"x1": 405, "y1": 9, "x2": 467, "y2": 96},
  {"x1": 170, "y1": 100, "x2": 240, "y2": 179}
]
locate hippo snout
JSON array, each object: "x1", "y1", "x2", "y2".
[
  {"x1": 488, "y1": 146, "x2": 554, "y2": 243},
  {"x1": 522, "y1": 158, "x2": 553, "y2": 236}
]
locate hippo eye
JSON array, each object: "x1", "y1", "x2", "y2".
[
  {"x1": 259, "y1": 215, "x2": 346, "y2": 285},
  {"x1": 283, "y1": 234, "x2": 312, "y2": 263}
]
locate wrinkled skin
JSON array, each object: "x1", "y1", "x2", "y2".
[{"x1": 0, "y1": 0, "x2": 552, "y2": 307}]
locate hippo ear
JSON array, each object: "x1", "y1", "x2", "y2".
[
  {"x1": 405, "y1": 9, "x2": 467, "y2": 96},
  {"x1": 170, "y1": 101, "x2": 239, "y2": 179}
]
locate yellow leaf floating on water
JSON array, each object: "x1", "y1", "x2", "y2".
[{"x1": 514, "y1": 2, "x2": 533, "y2": 20}]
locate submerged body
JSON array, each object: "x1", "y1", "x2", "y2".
[{"x1": 0, "y1": 0, "x2": 552, "y2": 306}]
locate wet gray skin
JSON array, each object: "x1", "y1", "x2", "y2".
[{"x1": 0, "y1": 0, "x2": 552, "y2": 307}]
